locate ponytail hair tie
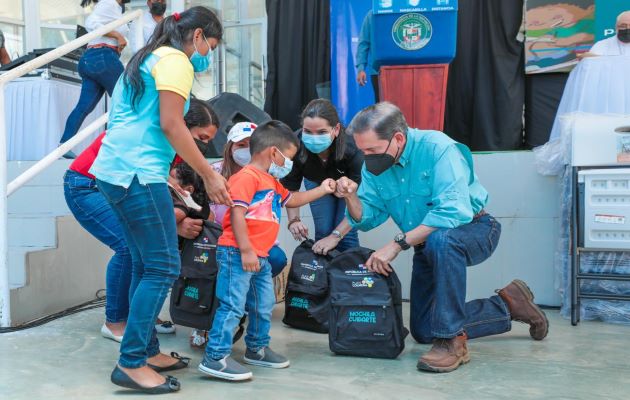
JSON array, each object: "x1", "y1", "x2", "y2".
[{"x1": 173, "y1": 12, "x2": 181, "y2": 21}]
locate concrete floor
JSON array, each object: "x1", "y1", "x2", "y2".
[{"x1": 1, "y1": 305, "x2": 629, "y2": 400}]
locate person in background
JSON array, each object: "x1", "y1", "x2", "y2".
[
  {"x1": 355, "y1": 10, "x2": 379, "y2": 102},
  {"x1": 60, "y1": 0, "x2": 129, "y2": 158},
  {"x1": 130, "y1": 0, "x2": 167, "y2": 53},
  {"x1": 90, "y1": 7, "x2": 228, "y2": 393},
  {"x1": 189, "y1": 121, "x2": 290, "y2": 349},
  {"x1": 0, "y1": 29, "x2": 11, "y2": 65},
  {"x1": 283, "y1": 99, "x2": 363, "y2": 255},
  {"x1": 63, "y1": 98, "x2": 220, "y2": 344},
  {"x1": 336, "y1": 102, "x2": 549, "y2": 374},
  {"x1": 582, "y1": 11, "x2": 630, "y2": 57}
]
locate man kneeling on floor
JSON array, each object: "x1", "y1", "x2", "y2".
[{"x1": 335, "y1": 102, "x2": 549, "y2": 373}]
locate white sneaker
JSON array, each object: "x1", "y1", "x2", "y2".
[
  {"x1": 155, "y1": 320, "x2": 176, "y2": 334},
  {"x1": 101, "y1": 324, "x2": 123, "y2": 343}
]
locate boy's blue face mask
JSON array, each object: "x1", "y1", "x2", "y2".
[
  {"x1": 268, "y1": 148, "x2": 293, "y2": 179},
  {"x1": 190, "y1": 34, "x2": 213, "y2": 73}
]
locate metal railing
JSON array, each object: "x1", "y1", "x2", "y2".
[{"x1": 0, "y1": 9, "x2": 144, "y2": 327}]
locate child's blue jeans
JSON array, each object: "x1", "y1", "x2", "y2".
[{"x1": 204, "y1": 246, "x2": 275, "y2": 360}]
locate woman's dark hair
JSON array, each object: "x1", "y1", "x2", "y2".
[
  {"x1": 221, "y1": 141, "x2": 240, "y2": 180},
  {"x1": 301, "y1": 98, "x2": 346, "y2": 161},
  {"x1": 80, "y1": 0, "x2": 98, "y2": 6},
  {"x1": 124, "y1": 6, "x2": 223, "y2": 108},
  {"x1": 185, "y1": 98, "x2": 220, "y2": 130},
  {"x1": 174, "y1": 163, "x2": 207, "y2": 207}
]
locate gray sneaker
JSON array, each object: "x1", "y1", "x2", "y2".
[
  {"x1": 198, "y1": 356, "x2": 253, "y2": 381},
  {"x1": 243, "y1": 347, "x2": 290, "y2": 369}
]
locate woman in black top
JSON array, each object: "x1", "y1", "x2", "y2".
[{"x1": 282, "y1": 99, "x2": 364, "y2": 254}]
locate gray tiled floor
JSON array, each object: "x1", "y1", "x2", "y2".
[{"x1": 1, "y1": 305, "x2": 629, "y2": 400}]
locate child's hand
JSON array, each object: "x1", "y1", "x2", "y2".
[
  {"x1": 242, "y1": 249, "x2": 260, "y2": 272},
  {"x1": 320, "y1": 178, "x2": 337, "y2": 195}
]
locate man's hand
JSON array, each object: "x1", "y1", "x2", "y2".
[
  {"x1": 320, "y1": 178, "x2": 337, "y2": 195},
  {"x1": 366, "y1": 241, "x2": 401, "y2": 276},
  {"x1": 203, "y1": 170, "x2": 232, "y2": 206},
  {"x1": 177, "y1": 217, "x2": 203, "y2": 239},
  {"x1": 357, "y1": 71, "x2": 368, "y2": 86},
  {"x1": 288, "y1": 220, "x2": 309, "y2": 241},
  {"x1": 241, "y1": 249, "x2": 260, "y2": 272},
  {"x1": 313, "y1": 235, "x2": 341, "y2": 255},
  {"x1": 335, "y1": 177, "x2": 358, "y2": 198}
]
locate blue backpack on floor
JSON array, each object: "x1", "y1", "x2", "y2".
[{"x1": 327, "y1": 247, "x2": 408, "y2": 359}]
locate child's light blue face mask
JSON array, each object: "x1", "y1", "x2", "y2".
[
  {"x1": 268, "y1": 148, "x2": 293, "y2": 179},
  {"x1": 190, "y1": 33, "x2": 213, "y2": 73}
]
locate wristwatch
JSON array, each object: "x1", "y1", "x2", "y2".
[
  {"x1": 394, "y1": 233, "x2": 411, "y2": 251},
  {"x1": 332, "y1": 229, "x2": 344, "y2": 240}
]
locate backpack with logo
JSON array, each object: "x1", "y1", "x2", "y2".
[
  {"x1": 169, "y1": 220, "x2": 223, "y2": 330},
  {"x1": 327, "y1": 247, "x2": 408, "y2": 359},
  {"x1": 283, "y1": 239, "x2": 339, "y2": 333}
]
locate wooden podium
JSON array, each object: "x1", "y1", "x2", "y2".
[{"x1": 379, "y1": 64, "x2": 449, "y2": 132}]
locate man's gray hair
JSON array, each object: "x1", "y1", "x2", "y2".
[
  {"x1": 618, "y1": 11, "x2": 630, "y2": 24},
  {"x1": 347, "y1": 102, "x2": 409, "y2": 140}
]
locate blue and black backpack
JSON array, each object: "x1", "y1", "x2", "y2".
[
  {"x1": 283, "y1": 240, "x2": 339, "y2": 333},
  {"x1": 327, "y1": 247, "x2": 408, "y2": 359}
]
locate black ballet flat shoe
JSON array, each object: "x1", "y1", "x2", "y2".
[
  {"x1": 148, "y1": 352, "x2": 191, "y2": 373},
  {"x1": 111, "y1": 365, "x2": 180, "y2": 394}
]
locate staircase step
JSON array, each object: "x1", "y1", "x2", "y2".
[
  {"x1": 8, "y1": 216, "x2": 57, "y2": 247},
  {"x1": 8, "y1": 246, "x2": 53, "y2": 288},
  {"x1": 9, "y1": 185, "x2": 70, "y2": 216}
]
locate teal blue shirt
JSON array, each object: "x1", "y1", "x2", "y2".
[
  {"x1": 348, "y1": 129, "x2": 488, "y2": 232},
  {"x1": 91, "y1": 47, "x2": 193, "y2": 187}
]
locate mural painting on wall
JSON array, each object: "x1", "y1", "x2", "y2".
[{"x1": 525, "y1": 0, "x2": 595, "y2": 74}]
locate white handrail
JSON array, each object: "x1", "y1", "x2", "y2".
[{"x1": 0, "y1": 9, "x2": 144, "y2": 327}]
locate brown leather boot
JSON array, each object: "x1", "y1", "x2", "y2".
[
  {"x1": 497, "y1": 279, "x2": 549, "y2": 341},
  {"x1": 417, "y1": 334, "x2": 470, "y2": 373}
]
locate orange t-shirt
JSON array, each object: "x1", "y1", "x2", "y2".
[{"x1": 218, "y1": 165, "x2": 292, "y2": 257}]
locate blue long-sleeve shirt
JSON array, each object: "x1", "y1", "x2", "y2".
[
  {"x1": 355, "y1": 10, "x2": 378, "y2": 76},
  {"x1": 348, "y1": 129, "x2": 489, "y2": 232}
]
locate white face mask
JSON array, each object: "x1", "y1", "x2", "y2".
[{"x1": 232, "y1": 147, "x2": 251, "y2": 167}]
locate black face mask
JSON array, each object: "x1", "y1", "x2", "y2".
[
  {"x1": 195, "y1": 138, "x2": 209, "y2": 156},
  {"x1": 618, "y1": 29, "x2": 630, "y2": 44},
  {"x1": 150, "y1": 2, "x2": 167, "y2": 16},
  {"x1": 364, "y1": 137, "x2": 400, "y2": 176}
]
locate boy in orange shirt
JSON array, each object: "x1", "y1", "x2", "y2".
[{"x1": 199, "y1": 121, "x2": 336, "y2": 381}]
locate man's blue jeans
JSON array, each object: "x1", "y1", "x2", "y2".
[
  {"x1": 304, "y1": 179, "x2": 359, "y2": 252},
  {"x1": 205, "y1": 246, "x2": 275, "y2": 360},
  {"x1": 97, "y1": 177, "x2": 180, "y2": 368},
  {"x1": 60, "y1": 47, "x2": 123, "y2": 144},
  {"x1": 410, "y1": 214, "x2": 511, "y2": 343},
  {"x1": 64, "y1": 170, "x2": 131, "y2": 323}
]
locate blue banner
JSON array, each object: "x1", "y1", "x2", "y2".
[
  {"x1": 330, "y1": 0, "x2": 375, "y2": 125},
  {"x1": 595, "y1": 0, "x2": 629, "y2": 40},
  {"x1": 373, "y1": 0, "x2": 457, "y2": 14}
]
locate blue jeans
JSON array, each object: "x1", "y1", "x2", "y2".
[
  {"x1": 63, "y1": 170, "x2": 131, "y2": 323},
  {"x1": 268, "y1": 245, "x2": 287, "y2": 277},
  {"x1": 303, "y1": 179, "x2": 359, "y2": 252},
  {"x1": 205, "y1": 246, "x2": 275, "y2": 360},
  {"x1": 410, "y1": 214, "x2": 511, "y2": 343},
  {"x1": 97, "y1": 177, "x2": 180, "y2": 369},
  {"x1": 60, "y1": 47, "x2": 123, "y2": 144}
]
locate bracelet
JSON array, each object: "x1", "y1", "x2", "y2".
[
  {"x1": 288, "y1": 217, "x2": 301, "y2": 228},
  {"x1": 331, "y1": 229, "x2": 344, "y2": 240}
]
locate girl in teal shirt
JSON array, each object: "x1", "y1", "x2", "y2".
[{"x1": 91, "y1": 7, "x2": 231, "y2": 394}]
